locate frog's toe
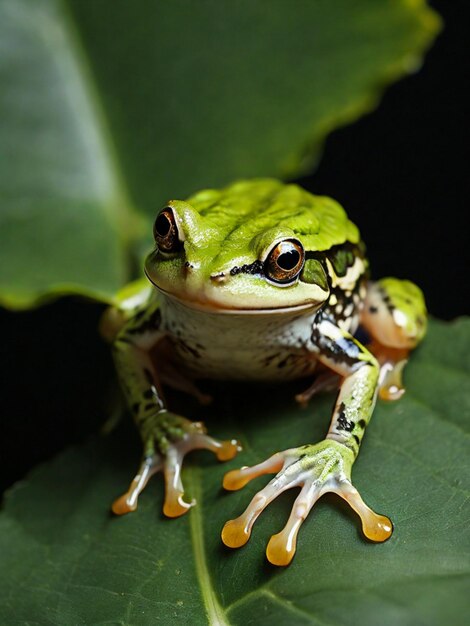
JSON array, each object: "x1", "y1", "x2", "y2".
[
  {"x1": 330, "y1": 479, "x2": 393, "y2": 542},
  {"x1": 181, "y1": 422, "x2": 241, "y2": 462},
  {"x1": 266, "y1": 482, "x2": 320, "y2": 565},
  {"x1": 162, "y1": 446, "x2": 195, "y2": 517},
  {"x1": 112, "y1": 454, "x2": 161, "y2": 515},
  {"x1": 223, "y1": 452, "x2": 286, "y2": 490}
]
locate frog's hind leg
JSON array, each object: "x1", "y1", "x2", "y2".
[{"x1": 361, "y1": 278, "x2": 427, "y2": 401}]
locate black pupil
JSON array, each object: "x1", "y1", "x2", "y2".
[
  {"x1": 277, "y1": 249, "x2": 300, "y2": 270},
  {"x1": 155, "y1": 213, "x2": 171, "y2": 237}
]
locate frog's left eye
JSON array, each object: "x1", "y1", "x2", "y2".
[
  {"x1": 153, "y1": 208, "x2": 182, "y2": 253},
  {"x1": 265, "y1": 239, "x2": 305, "y2": 284}
]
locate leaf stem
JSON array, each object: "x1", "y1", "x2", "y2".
[{"x1": 186, "y1": 467, "x2": 231, "y2": 626}]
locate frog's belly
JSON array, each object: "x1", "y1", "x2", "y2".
[
  {"x1": 161, "y1": 297, "x2": 320, "y2": 381},
  {"x1": 171, "y1": 337, "x2": 319, "y2": 381}
]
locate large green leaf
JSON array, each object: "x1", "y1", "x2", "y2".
[
  {"x1": 1, "y1": 318, "x2": 468, "y2": 625},
  {"x1": 0, "y1": 0, "x2": 439, "y2": 308}
]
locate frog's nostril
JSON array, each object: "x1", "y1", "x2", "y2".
[{"x1": 210, "y1": 273, "x2": 226, "y2": 283}]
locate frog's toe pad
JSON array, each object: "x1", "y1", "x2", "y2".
[
  {"x1": 378, "y1": 357, "x2": 407, "y2": 401},
  {"x1": 112, "y1": 454, "x2": 161, "y2": 515}
]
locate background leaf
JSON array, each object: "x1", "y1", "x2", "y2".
[
  {"x1": 1, "y1": 318, "x2": 468, "y2": 625},
  {"x1": 0, "y1": 0, "x2": 139, "y2": 308},
  {"x1": 0, "y1": 0, "x2": 439, "y2": 307}
]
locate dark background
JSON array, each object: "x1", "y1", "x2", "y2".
[
  {"x1": 299, "y1": 0, "x2": 469, "y2": 320},
  {"x1": 1, "y1": 0, "x2": 468, "y2": 494}
]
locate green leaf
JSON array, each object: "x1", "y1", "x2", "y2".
[
  {"x1": 0, "y1": 0, "x2": 440, "y2": 308},
  {"x1": 1, "y1": 318, "x2": 468, "y2": 625},
  {"x1": 0, "y1": 0, "x2": 139, "y2": 308}
]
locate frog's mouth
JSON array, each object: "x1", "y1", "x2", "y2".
[{"x1": 150, "y1": 283, "x2": 319, "y2": 316}]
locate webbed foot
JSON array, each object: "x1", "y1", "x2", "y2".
[
  {"x1": 221, "y1": 440, "x2": 392, "y2": 566},
  {"x1": 112, "y1": 411, "x2": 240, "y2": 517}
]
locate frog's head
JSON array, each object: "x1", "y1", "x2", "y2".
[{"x1": 145, "y1": 179, "x2": 360, "y2": 313}]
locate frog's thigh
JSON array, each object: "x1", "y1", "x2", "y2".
[{"x1": 361, "y1": 278, "x2": 427, "y2": 400}]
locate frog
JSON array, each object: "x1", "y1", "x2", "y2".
[{"x1": 102, "y1": 178, "x2": 427, "y2": 566}]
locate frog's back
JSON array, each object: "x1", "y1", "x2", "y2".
[{"x1": 186, "y1": 179, "x2": 361, "y2": 254}]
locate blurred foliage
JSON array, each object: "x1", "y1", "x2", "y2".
[{"x1": 0, "y1": 0, "x2": 439, "y2": 307}]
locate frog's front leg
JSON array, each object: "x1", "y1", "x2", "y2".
[
  {"x1": 110, "y1": 300, "x2": 240, "y2": 518},
  {"x1": 221, "y1": 313, "x2": 392, "y2": 566}
]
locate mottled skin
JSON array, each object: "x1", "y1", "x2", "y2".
[{"x1": 103, "y1": 179, "x2": 427, "y2": 566}]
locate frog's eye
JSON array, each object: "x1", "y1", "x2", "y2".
[
  {"x1": 153, "y1": 208, "x2": 182, "y2": 253},
  {"x1": 265, "y1": 239, "x2": 305, "y2": 284}
]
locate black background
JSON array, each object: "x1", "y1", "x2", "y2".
[{"x1": 1, "y1": 0, "x2": 468, "y2": 493}]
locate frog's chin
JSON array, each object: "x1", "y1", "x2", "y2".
[{"x1": 151, "y1": 285, "x2": 319, "y2": 315}]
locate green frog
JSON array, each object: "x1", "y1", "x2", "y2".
[{"x1": 102, "y1": 179, "x2": 427, "y2": 566}]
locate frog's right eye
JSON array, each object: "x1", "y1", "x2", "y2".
[{"x1": 153, "y1": 208, "x2": 182, "y2": 253}]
